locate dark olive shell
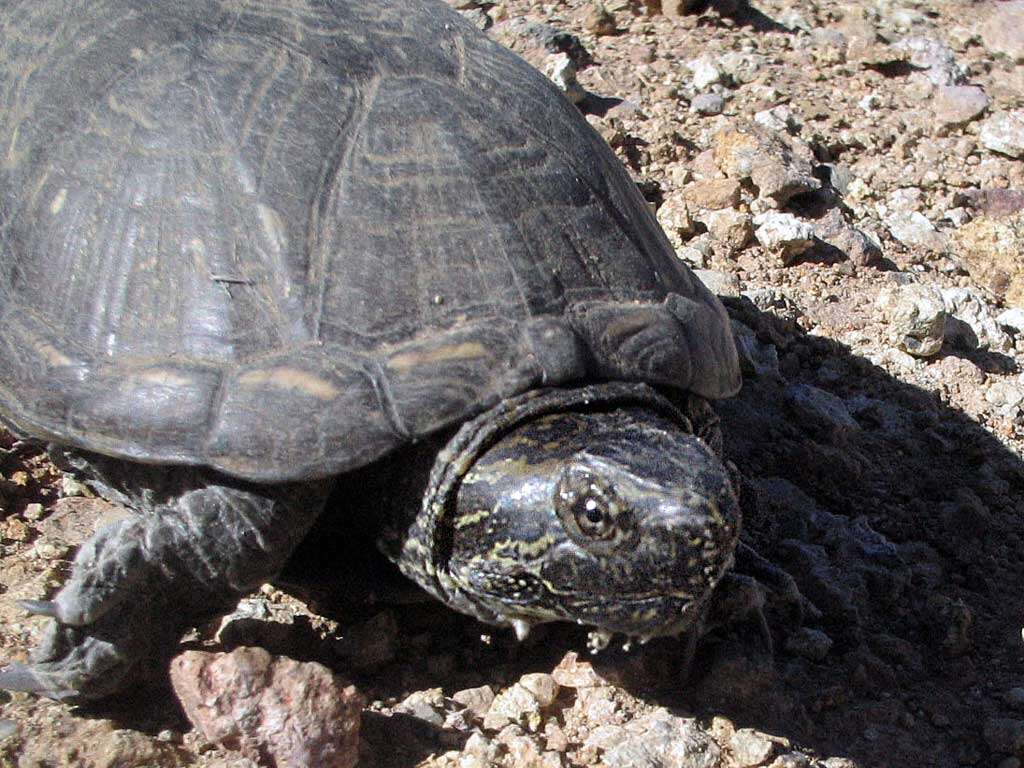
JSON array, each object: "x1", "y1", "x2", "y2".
[{"x1": 0, "y1": 0, "x2": 738, "y2": 482}]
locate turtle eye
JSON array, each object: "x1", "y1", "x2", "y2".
[
  {"x1": 556, "y1": 466, "x2": 625, "y2": 543},
  {"x1": 573, "y1": 494, "x2": 613, "y2": 538}
]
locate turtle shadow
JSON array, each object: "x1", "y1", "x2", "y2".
[
  {"x1": 280, "y1": 296, "x2": 1024, "y2": 768},
  {"x1": 630, "y1": 297, "x2": 1024, "y2": 766},
  {"x1": 294, "y1": 296, "x2": 1021, "y2": 768}
]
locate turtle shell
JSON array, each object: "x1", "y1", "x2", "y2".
[{"x1": 0, "y1": 0, "x2": 739, "y2": 483}]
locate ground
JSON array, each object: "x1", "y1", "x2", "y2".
[{"x1": 2, "y1": 0, "x2": 1024, "y2": 766}]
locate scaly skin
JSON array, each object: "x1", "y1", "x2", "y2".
[
  {"x1": 0, "y1": 461, "x2": 328, "y2": 702},
  {"x1": 392, "y1": 383, "x2": 742, "y2": 645}
]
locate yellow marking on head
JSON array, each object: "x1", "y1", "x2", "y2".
[
  {"x1": 631, "y1": 607, "x2": 659, "y2": 623},
  {"x1": 468, "y1": 552, "x2": 520, "y2": 569},
  {"x1": 490, "y1": 535, "x2": 556, "y2": 559},
  {"x1": 493, "y1": 455, "x2": 561, "y2": 475},
  {"x1": 706, "y1": 499, "x2": 726, "y2": 525},
  {"x1": 454, "y1": 509, "x2": 490, "y2": 529},
  {"x1": 238, "y1": 367, "x2": 339, "y2": 399},
  {"x1": 388, "y1": 341, "x2": 487, "y2": 374},
  {"x1": 515, "y1": 534, "x2": 556, "y2": 557}
]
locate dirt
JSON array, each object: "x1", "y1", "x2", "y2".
[{"x1": 2, "y1": 1, "x2": 1024, "y2": 767}]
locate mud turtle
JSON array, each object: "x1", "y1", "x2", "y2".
[{"x1": 0, "y1": 0, "x2": 742, "y2": 701}]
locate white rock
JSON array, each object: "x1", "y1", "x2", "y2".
[
  {"x1": 876, "y1": 284, "x2": 947, "y2": 358},
  {"x1": 545, "y1": 53, "x2": 586, "y2": 104},
  {"x1": 858, "y1": 93, "x2": 883, "y2": 113},
  {"x1": 980, "y1": 2, "x2": 1024, "y2": 62},
  {"x1": 888, "y1": 187, "x2": 924, "y2": 212},
  {"x1": 690, "y1": 92, "x2": 725, "y2": 116},
  {"x1": 941, "y1": 288, "x2": 1012, "y2": 351},
  {"x1": 551, "y1": 651, "x2": 607, "y2": 688},
  {"x1": 997, "y1": 308, "x2": 1024, "y2": 334},
  {"x1": 595, "y1": 709, "x2": 722, "y2": 768},
  {"x1": 985, "y1": 379, "x2": 1024, "y2": 418},
  {"x1": 754, "y1": 105, "x2": 798, "y2": 133},
  {"x1": 884, "y1": 210, "x2": 948, "y2": 253},
  {"x1": 754, "y1": 211, "x2": 816, "y2": 263},
  {"x1": 729, "y1": 728, "x2": 776, "y2": 768},
  {"x1": 686, "y1": 55, "x2": 723, "y2": 90},
  {"x1": 980, "y1": 111, "x2": 1024, "y2": 158},
  {"x1": 656, "y1": 194, "x2": 696, "y2": 250},
  {"x1": 453, "y1": 685, "x2": 496, "y2": 719},
  {"x1": 703, "y1": 208, "x2": 753, "y2": 254},
  {"x1": 484, "y1": 683, "x2": 543, "y2": 731},
  {"x1": 891, "y1": 36, "x2": 964, "y2": 86},
  {"x1": 694, "y1": 269, "x2": 741, "y2": 298}
]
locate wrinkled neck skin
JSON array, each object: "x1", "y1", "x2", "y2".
[{"x1": 392, "y1": 385, "x2": 740, "y2": 645}]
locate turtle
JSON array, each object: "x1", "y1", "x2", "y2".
[{"x1": 0, "y1": 0, "x2": 744, "y2": 702}]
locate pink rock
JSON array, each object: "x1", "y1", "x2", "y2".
[{"x1": 170, "y1": 647, "x2": 362, "y2": 768}]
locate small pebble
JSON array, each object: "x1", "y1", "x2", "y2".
[
  {"x1": 687, "y1": 55, "x2": 723, "y2": 90},
  {"x1": 753, "y1": 211, "x2": 816, "y2": 264},
  {"x1": 464, "y1": 732, "x2": 500, "y2": 761},
  {"x1": 691, "y1": 92, "x2": 725, "y2": 116},
  {"x1": 453, "y1": 685, "x2": 496, "y2": 719},
  {"x1": 730, "y1": 728, "x2": 776, "y2": 767},
  {"x1": 519, "y1": 673, "x2": 560, "y2": 707},
  {"x1": 981, "y1": 111, "x2": 1024, "y2": 158},
  {"x1": 551, "y1": 652, "x2": 607, "y2": 688},
  {"x1": 22, "y1": 503, "x2": 45, "y2": 521},
  {"x1": 60, "y1": 476, "x2": 90, "y2": 498},
  {"x1": 484, "y1": 683, "x2": 542, "y2": 731}
]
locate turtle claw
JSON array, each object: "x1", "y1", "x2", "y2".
[
  {"x1": 18, "y1": 600, "x2": 59, "y2": 618},
  {"x1": 0, "y1": 662, "x2": 78, "y2": 702},
  {"x1": 0, "y1": 609, "x2": 142, "y2": 702}
]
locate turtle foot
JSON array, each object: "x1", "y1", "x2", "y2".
[
  {"x1": 3, "y1": 476, "x2": 330, "y2": 702},
  {"x1": 2, "y1": 517, "x2": 190, "y2": 702},
  {"x1": 735, "y1": 541, "x2": 806, "y2": 625},
  {"x1": 18, "y1": 599, "x2": 59, "y2": 618},
  {"x1": 706, "y1": 542, "x2": 811, "y2": 653},
  {"x1": 0, "y1": 618, "x2": 139, "y2": 703}
]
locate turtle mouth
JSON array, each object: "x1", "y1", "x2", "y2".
[{"x1": 568, "y1": 539, "x2": 738, "y2": 638}]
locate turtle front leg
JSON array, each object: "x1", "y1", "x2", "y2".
[{"x1": 0, "y1": 474, "x2": 328, "y2": 702}]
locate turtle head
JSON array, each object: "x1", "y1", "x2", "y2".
[{"x1": 405, "y1": 384, "x2": 740, "y2": 643}]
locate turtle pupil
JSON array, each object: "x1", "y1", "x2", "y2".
[{"x1": 584, "y1": 501, "x2": 603, "y2": 524}]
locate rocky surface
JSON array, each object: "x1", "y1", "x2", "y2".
[{"x1": 3, "y1": 0, "x2": 1024, "y2": 767}]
